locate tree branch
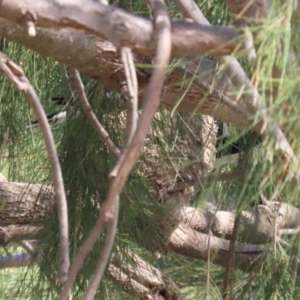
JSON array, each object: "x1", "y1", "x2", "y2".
[
  {"x1": 0, "y1": 0, "x2": 247, "y2": 57},
  {"x1": 0, "y1": 52, "x2": 69, "y2": 282}
]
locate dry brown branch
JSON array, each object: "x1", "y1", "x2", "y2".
[
  {"x1": 103, "y1": 0, "x2": 172, "y2": 221},
  {"x1": 0, "y1": 52, "x2": 69, "y2": 282},
  {"x1": 0, "y1": 0, "x2": 246, "y2": 57},
  {"x1": 1, "y1": 179, "x2": 299, "y2": 275},
  {"x1": 59, "y1": 216, "x2": 107, "y2": 299},
  {"x1": 0, "y1": 19, "x2": 262, "y2": 128},
  {"x1": 121, "y1": 47, "x2": 138, "y2": 143},
  {"x1": 70, "y1": 69, "x2": 121, "y2": 157},
  {"x1": 60, "y1": 70, "x2": 119, "y2": 299},
  {"x1": 110, "y1": 47, "x2": 139, "y2": 178},
  {"x1": 85, "y1": 196, "x2": 119, "y2": 300}
]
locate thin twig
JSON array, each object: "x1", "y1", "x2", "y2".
[
  {"x1": 83, "y1": 48, "x2": 137, "y2": 298},
  {"x1": 59, "y1": 216, "x2": 107, "y2": 300},
  {"x1": 60, "y1": 1, "x2": 171, "y2": 297},
  {"x1": 60, "y1": 70, "x2": 121, "y2": 300},
  {"x1": 84, "y1": 196, "x2": 119, "y2": 300},
  {"x1": 0, "y1": 52, "x2": 69, "y2": 282},
  {"x1": 61, "y1": 69, "x2": 122, "y2": 299},
  {"x1": 70, "y1": 69, "x2": 121, "y2": 157},
  {"x1": 102, "y1": 0, "x2": 172, "y2": 221},
  {"x1": 110, "y1": 47, "x2": 138, "y2": 178}
]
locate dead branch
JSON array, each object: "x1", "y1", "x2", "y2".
[
  {"x1": 70, "y1": 69, "x2": 121, "y2": 157},
  {"x1": 84, "y1": 196, "x2": 119, "y2": 300},
  {"x1": 59, "y1": 70, "x2": 121, "y2": 299},
  {"x1": 0, "y1": 52, "x2": 69, "y2": 282},
  {"x1": 103, "y1": 0, "x2": 172, "y2": 220},
  {"x1": 0, "y1": 0, "x2": 246, "y2": 57},
  {"x1": 121, "y1": 47, "x2": 138, "y2": 143},
  {"x1": 110, "y1": 47, "x2": 139, "y2": 178},
  {"x1": 0, "y1": 19, "x2": 260, "y2": 128},
  {"x1": 0, "y1": 180, "x2": 299, "y2": 273}
]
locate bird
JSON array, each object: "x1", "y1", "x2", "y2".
[
  {"x1": 26, "y1": 111, "x2": 67, "y2": 129},
  {"x1": 26, "y1": 97, "x2": 74, "y2": 129}
]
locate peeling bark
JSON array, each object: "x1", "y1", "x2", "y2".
[
  {"x1": 0, "y1": 180, "x2": 298, "y2": 269},
  {"x1": 0, "y1": 0, "x2": 245, "y2": 58},
  {"x1": 0, "y1": 18, "x2": 252, "y2": 129}
]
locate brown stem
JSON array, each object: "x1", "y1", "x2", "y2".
[
  {"x1": 70, "y1": 69, "x2": 121, "y2": 157},
  {"x1": 85, "y1": 196, "x2": 119, "y2": 300},
  {"x1": 0, "y1": 52, "x2": 69, "y2": 282},
  {"x1": 102, "y1": 0, "x2": 172, "y2": 221}
]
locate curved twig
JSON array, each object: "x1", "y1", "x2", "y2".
[
  {"x1": 103, "y1": 0, "x2": 172, "y2": 220},
  {"x1": 84, "y1": 196, "x2": 119, "y2": 300},
  {"x1": 0, "y1": 52, "x2": 69, "y2": 282},
  {"x1": 60, "y1": 1, "x2": 171, "y2": 298},
  {"x1": 110, "y1": 46, "x2": 138, "y2": 178},
  {"x1": 70, "y1": 69, "x2": 121, "y2": 157}
]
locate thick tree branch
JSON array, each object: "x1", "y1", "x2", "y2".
[
  {"x1": 1, "y1": 180, "x2": 299, "y2": 273},
  {"x1": 0, "y1": 0, "x2": 247, "y2": 57},
  {"x1": 0, "y1": 19, "x2": 257, "y2": 128}
]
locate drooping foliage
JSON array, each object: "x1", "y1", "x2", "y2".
[{"x1": 1, "y1": 0, "x2": 300, "y2": 299}]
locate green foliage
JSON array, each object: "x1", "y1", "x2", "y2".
[{"x1": 1, "y1": 0, "x2": 300, "y2": 299}]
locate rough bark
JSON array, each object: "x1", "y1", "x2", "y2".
[
  {"x1": 0, "y1": 18, "x2": 253, "y2": 129},
  {"x1": 0, "y1": 180, "x2": 299, "y2": 271},
  {"x1": 0, "y1": 0, "x2": 245, "y2": 57},
  {"x1": 0, "y1": 182, "x2": 54, "y2": 225}
]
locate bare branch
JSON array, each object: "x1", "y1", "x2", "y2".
[
  {"x1": 121, "y1": 47, "x2": 138, "y2": 143},
  {"x1": 61, "y1": 2, "x2": 172, "y2": 297},
  {"x1": 85, "y1": 196, "x2": 119, "y2": 300},
  {"x1": 0, "y1": 20, "x2": 266, "y2": 129},
  {"x1": 0, "y1": 52, "x2": 69, "y2": 282},
  {"x1": 0, "y1": 0, "x2": 246, "y2": 57},
  {"x1": 59, "y1": 217, "x2": 107, "y2": 300},
  {"x1": 110, "y1": 47, "x2": 138, "y2": 178},
  {"x1": 103, "y1": 0, "x2": 172, "y2": 220},
  {"x1": 70, "y1": 69, "x2": 121, "y2": 157}
]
